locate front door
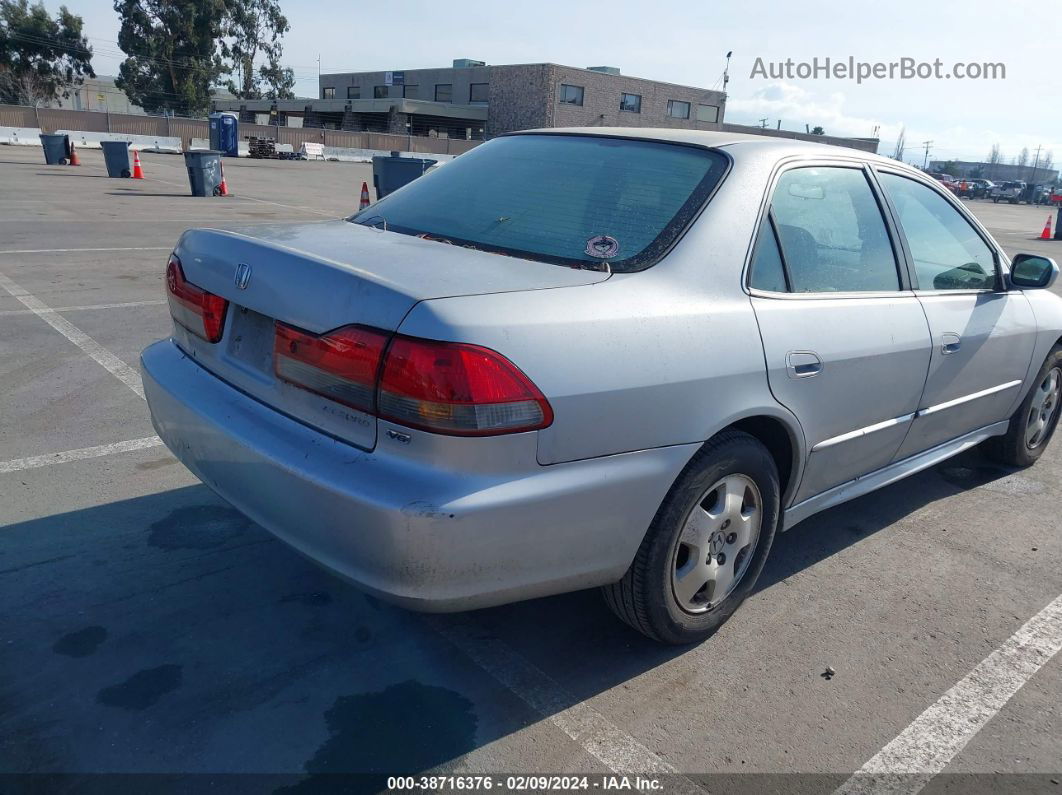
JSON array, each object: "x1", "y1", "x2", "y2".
[
  {"x1": 874, "y1": 170, "x2": 1037, "y2": 459},
  {"x1": 748, "y1": 164, "x2": 932, "y2": 505}
]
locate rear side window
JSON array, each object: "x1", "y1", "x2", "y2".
[
  {"x1": 770, "y1": 167, "x2": 899, "y2": 293},
  {"x1": 352, "y1": 135, "x2": 727, "y2": 272},
  {"x1": 749, "y1": 220, "x2": 788, "y2": 292},
  {"x1": 877, "y1": 172, "x2": 997, "y2": 291}
]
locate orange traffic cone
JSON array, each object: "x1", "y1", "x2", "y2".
[
  {"x1": 359, "y1": 181, "x2": 371, "y2": 210},
  {"x1": 131, "y1": 150, "x2": 145, "y2": 179},
  {"x1": 68, "y1": 141, "x2": 80, "y2": 166},
  {"x1": 218, "y1": 161, "x2": 230, "y2": 196},
  {"x1": 1041, "y1": 215, "x2": 1053, "y2": 240}
]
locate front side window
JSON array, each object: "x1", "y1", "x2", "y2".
[
  {"x1": 559, "y1": 84, "x2": 584, "y2": 106},
  {"x1": 374, "y1": 85, "x2": 389, "y2": 99},
  {"x1": 877, "y1": 172, "x2": 997, "y2": 290},
  {"x1": 770, "y1": 167, "x2": 899, "y2": 293},
  {"x1": 667, "y1": 100, "x2": 690, "y2": 119},
  {"x1": 620, "y1": 93, "x2": 641, "y2": 113},
  {"x1": 435, "y1": 83, "x2": 452, "y2": 102},
  {"x1": 469, "y1": 83, "x2": 489, "y2": 103},
  {"x1": 352, "y1": 135, "x2": 727, "y2": 272},
  {"x1": 322, "y1": 87, "x2": 335, "y2": 99}
]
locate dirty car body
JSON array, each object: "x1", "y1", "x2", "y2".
[{"x1": 142, "y1": 128, "x2": 1062, "y2": 621}]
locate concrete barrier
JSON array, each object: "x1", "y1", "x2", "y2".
[
  {"x1": 0, "y1": 126, "x2": 42, "y2": 144},
  {"x1": 56, "y1": 129, "x2": 182, "y2": 153}
]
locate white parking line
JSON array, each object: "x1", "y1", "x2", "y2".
[
  {"x1": 835, "y1": 592, "x2": 1062, "y2": 795},
  {"x1": 0, "y1": 271, "x2": 145, "y2": 399},
  {"x1": 0, "y1": 299, "x2": 166, "y2": 318},
  {"x1": 432, "y1": 616, "x2": 700, "y2": 791},
  {"x1": 0, "y1": 247, "x2": 170, "y2": 255},
  {"x1": 0, "y1": 436, "x2": 164, "y2": 474}
]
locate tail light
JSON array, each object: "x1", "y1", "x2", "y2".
[
  {"x1": 166, "y1": 254, "x2": 228, "y2": 343},
  {"x1": 274, "y1": 323, "x2": 552, "y2": 436},
  {"x1": 274, "y1": 324, "x2": 388, "y2": 413}
]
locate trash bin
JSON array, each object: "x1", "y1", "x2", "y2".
[
  {"x1": 40, "y1": 133, "x2": 70, "y2": 165},
  {"x1": 371, "y1": 151, "x2": 437, "y2": 199},
  {"x1": 183, "y1": 150, "x2": 223, "y2": 197},
  {"x1": 101, "y1": 140, "x2": 132, "y2": 178},
  {"x1": 1056, "y1": 206, "x2": 1062, "y2": 241}
]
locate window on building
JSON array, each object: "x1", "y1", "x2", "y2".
[
  {"x1": 402, "y1": 84, "x2": 418, "y2": 99},
  {"x1": 619, "y1": 93, "x2": 642, "y2": 113},
  {"x1": 469, "y1": 83, "x2": 489, "y2": 103},
  {"x1": 559, "y1": 84, "x2": 584, "y2": 106},
  {"x1": 435, "y1": 83, "x2": 453, "y2": 102},
  {"x1": 666, "y1": 100, "x2": 690, "y2": 119},
  {"x1": 322, "y1": 87, "x2": 335, "y2": 99},
  {"x1": 374, "y1": 85, "x2": 389, "y2": 99},
  {"x1": 696, "y1": 104, "x2": 719, "y2": 123},
  {"x1": 347, "y1": 86, "x2": 360, "y2": 99}
]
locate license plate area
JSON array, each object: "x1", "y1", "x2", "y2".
[{"x1": 225, "y1": 306, "x2": 276, "y2": 376}]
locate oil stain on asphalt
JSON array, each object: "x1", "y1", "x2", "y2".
[
  {"x1": 96, "y1": 664, "x2": 183, "y2": 710},
  {"x1": 147, "y1": 505, "x2": 252, "y2": 551},
  {"x1": 52, "y1": 625, "x2": 107, "y2": 657},
  {"x1": 282, "y1": 681, "x2": 477, "y2": 793}
]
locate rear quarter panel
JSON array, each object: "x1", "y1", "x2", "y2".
[{"x1": 397, "y1": 151, "x2": 806, "y2": 468}]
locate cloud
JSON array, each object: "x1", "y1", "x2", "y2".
[{"x1": 727, "y1": 81, "x2": 899, "y2": 140}]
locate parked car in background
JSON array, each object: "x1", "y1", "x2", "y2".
[
  {"x1": 992, "y1": 180, "x2": 1027, "y2": 203},
  {"x1": 141, "y1": 129, "x2": 1062, "y2": 644},
  {"x1": 968, "y1": 179, "x2": 995, "y2": 199},
  {"x1": 1050, "y1": 187, "x2": 1062, "y2": 206}
]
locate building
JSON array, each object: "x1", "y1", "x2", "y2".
[
  {"x1": 213, "y1": 59, "x2": 725, "y2": 140},
  {"x1": 929, "y1": 160, "x2": 1059, "y2": 185},
  {"x1": 59, "y1": 75, "x2": 144, "y2": 115},
  {"x1": 211, "y1": 58, "x2": 877, "y2": 153}
]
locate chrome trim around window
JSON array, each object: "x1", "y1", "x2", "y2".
[
  {"x1": 812, "y1": 413, "x2": 916, "y2": 452},
  {"x1": 916, "y1": 380, "x2": 1023, "y2": 417}
]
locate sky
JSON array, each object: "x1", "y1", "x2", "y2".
[{"x1": 56, "y1": 0, "x2": 1062, "y2": 166}]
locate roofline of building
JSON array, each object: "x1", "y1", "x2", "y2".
[{"x1": 212, "y1": 97, "x2": 489, "y2": 120}]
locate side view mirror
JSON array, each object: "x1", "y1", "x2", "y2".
[{"x1": 1011, "y1": 254, "x2": 1059, "y2": 290}]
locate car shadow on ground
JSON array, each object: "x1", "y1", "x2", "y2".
[{"x1": 0, "y1": 447, "x2": 1021, "y2": 785}]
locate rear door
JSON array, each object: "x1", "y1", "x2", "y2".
[
  {"x1": 748, "y1": 162, "x2": 932, "y2": 505},
  {"x1": 874, "y1": 170, "x2": 1037, "y2": 459}
]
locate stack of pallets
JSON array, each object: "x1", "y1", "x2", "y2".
[{"x1": 248, "y1": 137, "x2": 277, "y2": 159}]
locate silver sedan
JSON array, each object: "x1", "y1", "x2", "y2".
[{"x1": 142, "y1": 129, "x2": 1062, "y2": 644}]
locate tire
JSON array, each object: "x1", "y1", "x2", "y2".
[
  {"x1": 602, "y1": 430, "x2": 781, "y2": 645},
  {"x1": 985, "y1": 345, "x2": 1062, "y2": 467},
  {"x1": 58, "y1": 158, "x2": 68, "y2": 166},
  {"x1": 121, "y1": 169, "x2": 131, "y2": 178}
]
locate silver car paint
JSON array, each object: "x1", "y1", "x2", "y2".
[{"x1": 141, "y1": 128, "x2": 1062, "y2": 611}]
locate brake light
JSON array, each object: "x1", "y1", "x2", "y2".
[
  {"x1": 272, "y1": 323, "x2": 552, "y2": 436},
  {"x1": 274, "y1": 323, "x2": 388, "y2": 413},
  {"x1": 166, "y1": 254, "x2": 228, "y2": 343},
  {"x1": 378, "y1": 337, "x2": 552, "y2": 435}
]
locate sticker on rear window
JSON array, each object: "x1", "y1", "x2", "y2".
[{"x1": 585, "y1": 235, "x2": 620, "y2": 259}]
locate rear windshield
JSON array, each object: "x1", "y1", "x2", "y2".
[{"x1": 350, "y1": 134, "x2": 728, "y2": 272}]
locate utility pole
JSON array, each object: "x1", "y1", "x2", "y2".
[
  {"x1": 759, "y1": 117, "x2": 769, "y2": 128},
  {"x1": 1031, "y1": 144, "x2": 1042, "y2": 182},
  {"x1": 922, "y1": 140, "x2": 933, "y2": 170},
  {"x1": 723, "y1": 51, "x2": 732, "y2": 95}
]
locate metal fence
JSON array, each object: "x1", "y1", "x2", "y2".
[{"x1": 0, "y1": 104, "x2": 481, "y2": 155}]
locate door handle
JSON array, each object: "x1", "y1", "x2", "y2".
[
  {"x1": 786, "y1": 351, "x2": 823, "y2": 378},
  {"x1": 941, "y1": 333, "x2": 962, "y2": 355}
]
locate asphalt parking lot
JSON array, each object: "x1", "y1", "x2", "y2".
[{"x1": 1, "y1": 144, "x2": 1061, "y2": 793}]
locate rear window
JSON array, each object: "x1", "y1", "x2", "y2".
[{"x1": 351, "y1": 134, "x2": 727, "y2": 272}]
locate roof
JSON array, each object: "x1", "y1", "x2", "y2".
[{"x1": 514, "y1": 126, "x2": 901, "y2": 168}]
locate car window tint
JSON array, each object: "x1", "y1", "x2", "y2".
[
  {"x1": 351, "y1": 135, "x2": 726, "y2": 272},
  {"x1": 770, "y1": 167, "x2": 899, "y2": 293},
  {"x1": 749, "y1": 221, "x2": 788, "y2": 292},
  {"x1": 877, "y1": 172, "x2": 996, "y2": 291}
]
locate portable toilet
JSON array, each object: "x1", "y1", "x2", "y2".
[{"x1": 209, "y1": 112, "x2": 239, "y2": 157}]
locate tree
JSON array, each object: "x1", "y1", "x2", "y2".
[
  {"x1": 221, "y1": 0, "x2": 290, "y2": 99},
  {"x1": 0, "y1": 0, "x2": 94, "y2": 106},
  {"x1": 891, "y1": 126, "x2": 906, "y2": 161},
  {"x1": 1017, "y1": 147, "x2": 1029, "y2": 167},
  {"x1": 113, "y1": 0, "x2": 229, "y2": 116},
  {"x1": 1043, "y1": 151, "x2": 1054, "y2": 173},
  {"x1": 987, "y1": 143, "x2": 1003, "y2": 165},
  {"x1": 810, "y1": 126, "x2": 825, "y2": 135}
]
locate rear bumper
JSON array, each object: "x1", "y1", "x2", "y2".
[{"x1": 141, "y1": 339, "x2": 696, "y2": 611}]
